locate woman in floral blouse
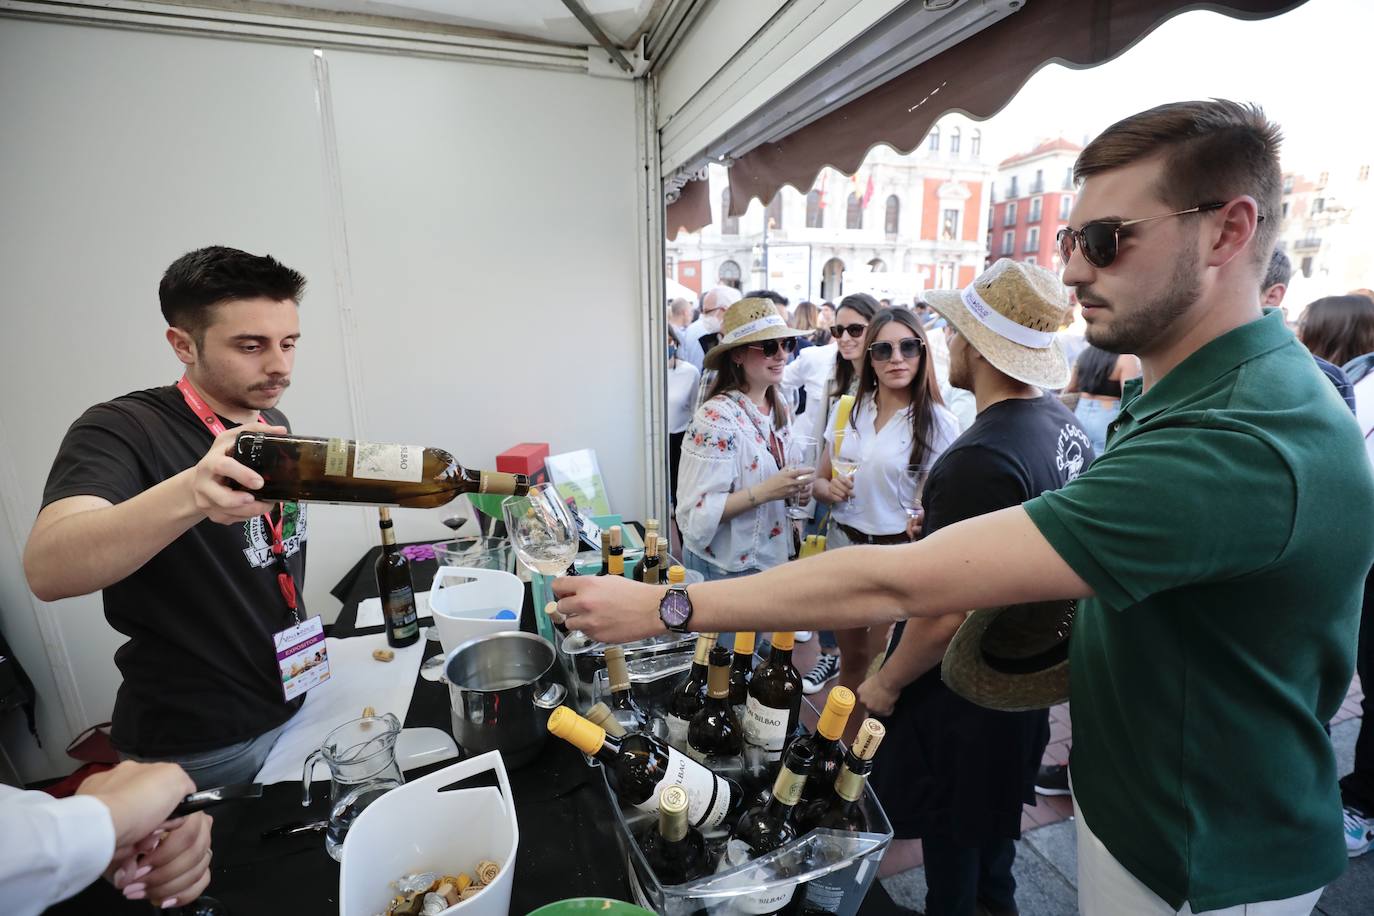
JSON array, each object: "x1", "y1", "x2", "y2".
[{"x1": 676, "y1": 298, "x2": 814, "y2": 581}]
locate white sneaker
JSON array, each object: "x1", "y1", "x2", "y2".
[
  {"x1": 802, "y1": 653, "x2": 840, "y2": 695},
  {"x1": 795, "y1": 630, "x2": 814, "y2": 643},
  {"x1": 1345, "y1": 805, "x2": 1374, "y2": 857}
]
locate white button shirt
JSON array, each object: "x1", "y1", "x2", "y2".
[
  {"x1": 0, "y1": 786, "x2": 115, "y2": 916},
  {"x1": 825, "y1": 396, "x2": 960, "y2": 536}
]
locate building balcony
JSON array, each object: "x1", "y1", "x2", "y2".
[
  {"x1": 1293, "y1": 236, "x2": 1322, "y2": 251},
  {"x1": 1030, "y1": 180, "x2": 1045, "y2": 194}
]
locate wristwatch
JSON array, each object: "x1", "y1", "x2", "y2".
[{"x1": 658, "y1": 584, "x2": 694, "y2": 633}]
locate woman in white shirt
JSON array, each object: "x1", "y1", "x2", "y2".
[
  {"x1": 812, "y1": 307, "x2": 960, "y2": 707},
  {"x1": 667, "y1": 324, "x2": 703, "y2": 505},
  {"x1": 676, "y1": 298, "x2": 812, "y2": 580}
]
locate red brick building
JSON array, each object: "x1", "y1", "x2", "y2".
[{"x1": 987, "y1": 138, "x2": 1082, "y2": 271}]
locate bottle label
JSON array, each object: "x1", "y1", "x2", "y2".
[
  {"x1": 743, "y1": 696, "x2": 790, "y2": 758},
  {"x1": 834, "y1": 767, "x2": 865, "y2": 803},
  {"x1": 384, "y1": 586, "x2": 418, "y2": 638},
  {"x1": 352, "y1": 442, "x2": 423, "y2": 483},
  {"x1": 664, "y1": 713, "x2": 691, "y2": 750},
  {"x1": 629, "y1": 747, "x2": 732, "y2": 830},
  {"x1": 802, "y1": 875, "x2": 846, "y2": 912},
  {"x1": 325, "y1": 438, "x2": 349, "y2": 476},
  {"x1": 720, "y1": 840, "x2": 797, "y2": 913}
]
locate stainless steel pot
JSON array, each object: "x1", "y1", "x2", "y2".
[{"x1": 445, "y1": 631, "x2": 566, "y2": 769}]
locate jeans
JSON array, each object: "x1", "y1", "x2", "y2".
[
  {"x1": 1074, "y1": 397, "x2": 1121, "y2": 455},
  {"x1": 921, "y1": 834, "x2": 1017, "y2": 916},
  {"x1": 124, "y1": 719, "x2": 290, "y2": 790},
  {"x1": 685, "y1": 550, "x2": 760, "y2": 650},
  {"x1": 819, "y1": 630, "x2": 839, "y2": 650}
]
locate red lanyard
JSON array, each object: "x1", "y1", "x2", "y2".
[{"x1": 176, "y1": 376, "x2": 299, "y2": 619}]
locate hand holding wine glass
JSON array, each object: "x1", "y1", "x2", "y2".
[
  {"x1": 784, "y1": 435, "x2": 818, "y2": 520},
  {"x1": 901, "y1": 464, "x2": 930, "y2": 540}
]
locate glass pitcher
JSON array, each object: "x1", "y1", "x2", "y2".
[{"x1": 301, "y1": 711, "x2": 404, "y2": 861}]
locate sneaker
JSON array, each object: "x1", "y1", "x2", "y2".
[
  {"x1": 795, "y1": 630, "x2": 814, "y2": 643},
  {"x1": 1034, "y1": 764, "x2": 1071, "y2": 797},
  {"x1": 802, "y1": 653, "x2": 840, "y2": 694},
  {"x1": 1344, "y1": 805, "x2": 1374, "y2": 857}
]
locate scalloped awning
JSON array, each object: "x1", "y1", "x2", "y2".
[{"x1": 665, "y1": 0, "x2": 1306, "y2": 239}]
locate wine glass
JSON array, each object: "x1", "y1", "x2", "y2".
[
  {"x1": 831, "y1": 428, "x2": 861, "y2": 511},
  {"x1": 784, "y1": 435, "x2": 819, "y2": 520},
  {"x1": 901, "y1": 463, "x2": 931, "y2": 526},
  {"x1": 501, "y1": 484, "x2": 579, "y2": 576}
]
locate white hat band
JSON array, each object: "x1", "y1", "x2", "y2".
[
  {"x1": 720, "y1": 314, "x2": 788, "y2": 346},
  {"x1": 961, "y1": 284, "x2": 1055, "y2": 349}
]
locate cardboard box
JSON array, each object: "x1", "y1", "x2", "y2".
[{"x1": 496, "y1": 442, "x2": 549, "y2": 484}]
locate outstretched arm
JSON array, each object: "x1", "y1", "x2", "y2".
[{"x1": 554, "y1": 505, "x2": 1091, "y2": 643}]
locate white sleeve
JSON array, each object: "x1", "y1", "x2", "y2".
[
  {"x1": 0, "y1": 786, "x2": 116, "y2": 916},
  {"x1": 674, "y1": 406, "x2": 743, "y2": 555}
]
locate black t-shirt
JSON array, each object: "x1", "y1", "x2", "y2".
[
  {"x1": 42, "y1": 386, "x2": 308, "y2": 757},
  {"x1": 870, "y1": 393, "x2": 1095, "y2": 842}
]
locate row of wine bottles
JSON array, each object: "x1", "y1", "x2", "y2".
[
  {"x1": 591, "y1": 520, "x2": 671, "y2": 585},
  {"x1": 546, "y1": 706, "x2": 884, "y2": 914}
]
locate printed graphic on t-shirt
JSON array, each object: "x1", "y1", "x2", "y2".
[
  {"x1": 242, "y1": 501, "x2": 308, "y2": 568},
  {"x1": 1056, "y1": 424, "x2": 1092, "y2": 481}
]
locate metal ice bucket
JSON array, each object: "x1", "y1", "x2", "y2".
[{"x1": 445, "y1": 631, "x2": 566, "y2": 769}]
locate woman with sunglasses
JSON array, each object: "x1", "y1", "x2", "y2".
[
  {"x1": 676, "y1": 298, "x2": 812, "y2": 582},
  {"x1": 810, "y1": 308, "x2": 960, "y2": 710}
]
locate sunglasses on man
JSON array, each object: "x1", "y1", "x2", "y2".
[
  {"x1": 868, "y1": 337, "x2": 925, "y2": 362},
  {"x1": 1056, "y1": 202, "x2": 1229, "y2": 269},
  {"x1": 746, "y1": 338, "x2": 798, "y2": 358},
  {"x1": 830, "y1": 323, "x2": 869, "y2": 339}
]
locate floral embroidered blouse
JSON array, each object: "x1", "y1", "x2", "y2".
[{"x1": 675, "y1": 391, "x2": 794, "y2": 573}]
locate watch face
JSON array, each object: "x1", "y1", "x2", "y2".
[{"x1": 661, "y1": 590, "x2": 692, "y2": 627}]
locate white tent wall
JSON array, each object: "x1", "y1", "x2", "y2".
[{"x1": 0, "y1": 17, "x2": 646, "y2": 782}]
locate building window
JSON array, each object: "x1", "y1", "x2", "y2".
[
  {"x1": 1029, "y1": 196, "x2": 1042, "y2": 223},
  {"x1": 1025, "y1": 226, "x2": 1040, "y2": 252},
  {"x1": 1361, "y1": 164, "x2": 1370, "y2": 181},
  {"x1": 928, "y1": 125, "x2": 940, "y2": 152},
  {"x1": 884, "y1": 195, "x2": 900, "y2": 235},
  {"x1": 1004, "y1": 201, "x2": 1017, "y2": 226},
  {"x1": 1063, "y1": 166, "x2": 1074, "y2": 190},
  {"x1": 1032, "y1": 169, "x2": 1044, "y2": 194},
  {"x1": 1319, "y1": 171, "x2": 1329, "y2": 186},
  {"x1": 1313, "y1": 198, "x2": 1325, "y2": 214},
  {"x1": 1002, "y1": 229, "x2": 1014, "y2": 255},
  {"x1": 942, "y1": 208, "x2": 961, "y2": 241},
  {"x1": 1301, "y1": 256, "x2": 1313, "y2": 278},
  {"x1": 936, "y1": 261, "x2": 956, "y2": 289},
  {"x1": 868, "y1": 258, "x2": 887, "y2": 272},
  {"x1": 1008, "y1": 177, "x2": 1019, "y2": 199},
  {"x1": 821, "y1": 257, "x2": 845, "y2": 299},
  {"x1": 971, "y1": 129, "x2": 981, "y2": 158},
  {"x1": 806, "y1": 189, "x2": 823, "y2": 228},
  {"x1": 721, "y1": 189, "x2": 738, "y2": 235},
  {"x1": 846, "y1": 192, "x2": 863, "y2": 229},
  {"x1": 1059, "y1": 195, "x2": 1072, "y2": 220},
  {"x1": 719, "y1": 260, "x2": 741, "y2": 284},
  {"x1": 1024, "y1": 256, "x2": 1037, "y2": 267},
  {"x1": 765, "y1": 193, "x2": 783, "y2": 230},
  {"x1": 950, "y1": 127, "x2": 961, "y2": 155},
  {"x1": 1283, "y1": 175, "x2": 1295, "y2": 193},
  {"x1": 665, "y1": 256, "x2": 676, "y2": 278},
  {"x1": 1281, "y1": 201, "x2": 1290, "y2": 219}
]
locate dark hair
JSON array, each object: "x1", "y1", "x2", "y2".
[
  {"x1": 833, "y1": 293, "x2": 880, "y2": 396},
  {"x1": 159, "y1": 246, "x2": 305, "y2": 345},
  {"x1": 1298, "y1": 296, "x2": 1374, "y2": 367},
  {"x1": 1262, "y1": 249, "x2": 1292, "y2": 292},
  {"x1": 1074, "y1": 100, "x2": 1283, "y2": 269},
  {"x1": 1073, "y1": 345, "x2": 1119, "y2": 397},
  {"x1": 704, "y1": 352, "x2": 788, "y2": 429},
  {"x1": 851, "y1": 308, "x2": 945, "y2": 467},
  {"x1": 745, "y1": 289, "x2": 789, "y2": 306}
]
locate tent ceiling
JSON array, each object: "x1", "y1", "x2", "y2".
[{"x1": 667, "y1": 0, "x2": 1309, "y2": 238}]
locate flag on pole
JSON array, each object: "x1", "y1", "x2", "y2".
[{"x1": 861, "y1": 174, "x2": 875, "y2": 209}]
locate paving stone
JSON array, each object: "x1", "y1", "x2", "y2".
[
  {"x1": 1010, "y1": 836, "x2": 1079, "y2": 915},
  {"x1": 1022, "y1": 818, "x2": 1078, "y2": 889}
]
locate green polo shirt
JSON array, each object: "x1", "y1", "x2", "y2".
[{"x1": 1024, "y1": 309, "x2": 1374, "y2": 910}]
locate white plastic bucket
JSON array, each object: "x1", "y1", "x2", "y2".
[
  {"x1": 340, "y1": 751, "x2": 518, "y2": 916},
  {"x1": 429, "y1": 566, "x2": 526, "y2": 657}
]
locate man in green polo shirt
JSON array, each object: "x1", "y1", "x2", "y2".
[{"x1": 555, "y1": 100, "x2": 1374, "y2": 913}]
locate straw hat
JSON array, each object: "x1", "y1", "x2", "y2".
[
  {"x1": 703, "y1": 297, "x2": 808, "y2": 370},
  {"x1": 925, "y1": 259, "x2": 1071, "y2": 389},
  {"x1": 940, "y1": 600, "x2": 1077, "y2": 712}
]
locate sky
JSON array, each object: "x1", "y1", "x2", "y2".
[{"x1": 974, "y1": 0, "x2": 1372, "y2": 178}]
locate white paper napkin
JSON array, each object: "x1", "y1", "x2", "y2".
[{"x1": 354, "y1": 590, "x2": 431, "y2": 630}]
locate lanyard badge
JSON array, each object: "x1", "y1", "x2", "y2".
[{"x1": 176, "y1": 376, "x2": 323, "y2": 700}]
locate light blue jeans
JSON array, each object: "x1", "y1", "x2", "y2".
[
  {"x1": 684, "y1": 550, "x2": 764, "y2": 650},
  {"x1": 1074, "y1": 397, "x2": 1120, "y2": 455},
  {"x1": 124, "y1": 719, "x2": 290, "y2": 790}
]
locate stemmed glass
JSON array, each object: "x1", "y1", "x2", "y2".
[
  {"x1": 831, "y1": 427, "x2": 861, "y2": 512},
  {"x1": 901, "y1": 464, "x2": 931, "y2": 535},
  {"x1": 785, "y1": 435, "x2": 819, "y2": 520},
  {"x1": 501, "y1": 484, "x2": 580, "y2": 576}
]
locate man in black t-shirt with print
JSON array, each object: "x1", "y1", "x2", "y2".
[
  {"x1": 858, "y1": 260, "x2": 1094, "y2": 916},
  {"x1": 25, "y1": 247, "x2": 309, "y2": 799}
]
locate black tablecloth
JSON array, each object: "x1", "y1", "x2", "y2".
[{"x1": 49, "y1": 541, "x2": 907, "y2": 915}]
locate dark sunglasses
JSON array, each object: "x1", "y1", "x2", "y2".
[
  {"x1": 830, "y1": 323, "x2": 869, "y2": 339},
  {"x1": 1056, "y1": 202, "x2": 1226, "y2": 269},
  {"x1": 868, "y1": 337, "x2": 924, "y2": 362},
  {"x1": 746, "y1": 337, "x2": 798, "y2": 358}
]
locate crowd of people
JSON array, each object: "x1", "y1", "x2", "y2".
[{"x1": 561, "y1": 99, "x2": 1374, "y2": 916}]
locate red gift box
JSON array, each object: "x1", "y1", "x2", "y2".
[{"x1": 497, "y1": 442, "x2": 549, "y2": 485}]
